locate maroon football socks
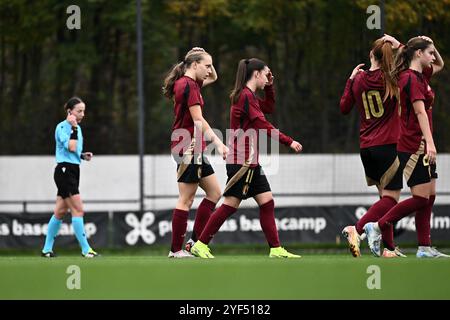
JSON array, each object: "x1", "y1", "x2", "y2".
[
  {"x1": 378, "y1": 195, "x2": 429, "y2": 249},
  {"x1": 171, "y1": 209, "x2": 189, "y2": 252},
  {"x1": 259, "y1": 200, "x2": 281, "y2": 248},
  {"x1": 356, "y1": 196, "x2": 397, "y2": 235},
  {"x1": 192, "y1": 198, "x2": 216, "y2": 241},
  {"x1": 415, "y1": 195, "x2": 435, "y2": 246},
  {"x1": 199, "y1": 204, "x2": 237, "y2": 244}
]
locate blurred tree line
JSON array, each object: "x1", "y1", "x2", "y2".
[{"x1": 0, "y1": 0, "x2": 449, "y2": 155}]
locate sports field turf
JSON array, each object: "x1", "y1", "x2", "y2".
[{"x1": 1, "y1": 253, "x2": 449, "y2": 300}]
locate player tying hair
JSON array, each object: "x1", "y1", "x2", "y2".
[
  {"x1": 41, "y1": 97, "x2": 99, "y2": 258},
  {"x1": 364, "y1": 36, "x2": 449, "y2": 258},
  {"x1": 163, "y1": 47, "x2": 228, "y2": 258},
  {"x1": 190, "y1": 58, "x2": 302, "y2": 258},
  {"x1": 340, "y1": 34, "x2": 405, "y2": 258}
]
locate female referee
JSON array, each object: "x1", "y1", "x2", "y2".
[
  {"x1": 190, "y1": 58, "x2": 302, "y2": 258},
  {"x1": 364, "y1": 36, "x2": 449, "y2": 258},
  {"x1": 339, "y1": 34, "x2": 405, "y2": 258},
  {"x1": 163, "y1": 47, "x2": 228, "y2": 258},
  {"x1": 41, "y1": 97, "x2": 99, "y2": 258}
]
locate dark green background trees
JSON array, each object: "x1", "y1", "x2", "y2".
[{"x1": 1, "y1": 0, "x2": 449, "y2": 155}]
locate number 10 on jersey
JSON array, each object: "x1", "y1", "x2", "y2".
[{"x1": 362, "y1": 90, "x2": 384, "y2": 119}]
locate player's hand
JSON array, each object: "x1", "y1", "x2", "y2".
[
  {"x1": 382, "y1": 34, "x2": 401, "y2": 49},
  {"x1": 67, "y1": 114, "x2": 77, "y2": 127},
  {"x1": 82, "y1": 152, "x2": 93, "y2": 161},
  {"x1": 217, "y1": 143, "x2": 229, "y2": 160},
  {"x1": 350, "y1": 64, "x2": 365, "y2": 80},
  {"x1": 267, "y1": 69, "x2": 274, "y2": 85},
  {"x1": 290, "y1": 141, "x2": 303, "y2": 153},
  {"x1": 425, "y1": 143, "x2": 437, "y2": 165}
]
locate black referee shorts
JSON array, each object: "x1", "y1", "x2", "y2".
[
  {"x1": 54, "y1": 162, "x2": 80, "y2": 199},
  {"x1": 223, "y1": 164, "x2": 271, "y2": 200},
  {"x1": 360, "y1": 143, "x2": 403, "y2": 190}
]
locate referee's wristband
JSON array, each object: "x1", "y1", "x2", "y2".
[{"x1": 70, "y1": 127, "x2": 78, "y2": 140}]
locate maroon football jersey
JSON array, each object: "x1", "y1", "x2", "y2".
[
  {"x1": 397, "y1": 66, "x2": 434, "y2": 153},
  {"x1": 228, "y1": 85, "x2": 293, "y2": 167},
  {"x1": 170, "y1": 76, "x2": 206, "y2": 154},
  {"x1": 340, "y1": 69, "x2": 399, "y2": 148}
]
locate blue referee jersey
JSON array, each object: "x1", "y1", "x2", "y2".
[{"x1": 55, "y1": 120, "x2": 83, "y2": 164}]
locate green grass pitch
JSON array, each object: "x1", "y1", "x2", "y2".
[{"x1": 1, "y1": 252, "x2": 450, "y2": 300}]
